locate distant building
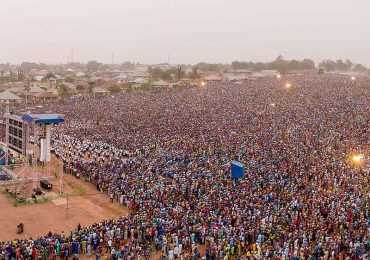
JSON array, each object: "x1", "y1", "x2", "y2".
[
  {"x1": 75, "y1": 71, "x2": 86, "y2": 77},
  {"x1": 93, "y1": 87, "x2": 109, "y2": 97},
  {"x1": 54, "y1": 75, "x2": 64, "y2": 80},
  {"x1": 233, "y1": 69, "x2": 253, "y2": 75},
  {"x1": 32, "y1": 77, "x2": 57, "y2": 89},
  {"x1": 203, "y1": 75, "x2": 223, "y2": 82},
  {"x1": 7, "y1": 86, "x2": 24, "y2": 96},
  {"x1": 152, "y1": 80, "x2": 169, "y2": 88},
  {"x1": 133, "y1": 78, "x2": 148, "y2": 84},
  {"x1": 129, "y1": 72, "x2": 148, "y2": 79},
  {"x1": 114, "y1": 74, "x2": 129, "y2": 83},
  {"x1": 225, "y1": 74, "x2": 248, "y2": 81},
  {"x1": 252, "y1": 70, "x2": 279, "y2": 78},
  {"x1": 30, "y1": 92, "x2": 58, "y2": 101},
  {"x1": 49, "y1": 77, "x2": 57, "y2": 89},
  {"x1": 33, "y1": 75, "x2": 45, "y2": 82},
  {"x1": 0, "y1": 90, "x2": 22, "y2": 103},
  {"x1": 30, "y1": 69, "x2": 49, "y2": 77},
  {"x1": 29, "y1": 86, "x2": 45, "y2": 94},
  {"x1": 177, "y1": 78, "x2": 192, "y2": 84}
]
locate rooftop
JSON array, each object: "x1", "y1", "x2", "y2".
[
  {"x1": 0, "y1": 90, "x2": 21, "y2": 100},
  {"x1": 22, "y1": 114, "x2": 64, "y2": 124}
]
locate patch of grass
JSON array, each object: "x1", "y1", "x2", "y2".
[
  {"x1": 1, "y1": 187, "x2": 58, "y2": 206},
  {"x1": 65, "y1": 180, "x2": 86, "y2": 196},
  {"x1": 76, "y1": 185, "x2": 86, "y2": 196},
  {"x1": 1, "y1": 188, "x2": 18, "y2": 204}
]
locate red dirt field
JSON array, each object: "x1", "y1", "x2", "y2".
[{"x1": 0, "y1": 155, "x2": 129, "y2": 241}]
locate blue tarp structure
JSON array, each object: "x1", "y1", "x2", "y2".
[
  {"x1": 22, "y1": 114, "x2": 64, "y2": 124},
  {"x1": 231, "y1": 161, "x2": 245, "y2": 179},
  {"x1": 0, "y1": 158, "x2": 15, "y2": 165}
]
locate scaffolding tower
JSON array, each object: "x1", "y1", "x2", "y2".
[{"x1": 1, "y1": 111, "x2": 64, "y2": 198}]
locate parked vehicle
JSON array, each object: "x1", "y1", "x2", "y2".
[
  {"x1": 32, "y1": 188, "x2": 43, "y2": 196},
  {"x1": 40, "y1": 180, "x2": 52, "y2": 190}
]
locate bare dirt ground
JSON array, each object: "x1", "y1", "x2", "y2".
[{"x1": 0, "y1": 154, "x2": 129, "y2": 241}]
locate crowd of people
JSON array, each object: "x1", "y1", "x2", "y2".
[{"x1": 1, "y1": 74, "x2": 369, "y2": 259}]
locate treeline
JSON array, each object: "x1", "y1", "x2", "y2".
[
  {"x1": 195, "y1": 56, "x2": 369, "y2": 74},
  {"x1": 19, "y1": 62, "x2": 49, "y2": 73},
  {"x1": 147, "y1": 66, "x2": 200, "y2": 80},
  {"x1": 194, "y1": 62, "x2": 231, "y2": 73},
  {"x1": 318, "y1": 59, "x2": 368, "y2": 72},
  {"x1": 0, "y1": 58, "x2": 369, "y2": 79},
  {"x1": 145, "y1": 57, "x2": 370, "y2": 80},
  {"x1": 193, "y1": 56, "x2": 315, "y2": 74},
  {"x1": 232, "y1": 56, "x2": 315, "y2": 74}
]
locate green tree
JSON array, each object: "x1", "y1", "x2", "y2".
[
  {"x1": 59, "y1": 84, "x2": 68, "y2": 97},
  {"x1": 88, "y1": 81, "x2": 96, "y2": 96},
  {"x1": 176, "y1": 66, "x2": 185, "y2": 80},
  {"x1": 149, "y1": 67, "x2": 172, "y2": 80},
  {"x1": 231, "y1": 61, "x2": 240, "y2": 73},
  {"x1": 24, "y1": 81, "x2": 31, "y2": 91},
  {"x1": 345, "y1": 59, "x2": 353, "y2": 70},
  {"x1": 17, "y1": 70, "x2": 24, "y2": 81},
  {"x1": 121, "y1": 61, "x2": 135, "y2": 70},
  {"x1": 189, "y1": 67, "x2": 200, "y2": 79},
  {"x1": 335, "y1": 59, "x2": 347, "y2": 71},
  {"x1": 288, "y1": 60, "x2": 300, "y2": 70},
  {"x1": 126, "y1": 85, "x2": 133, "y2": 93},
  {"x1": 141, "y1": 83, "x2": 152, "y2": 91},
  {"x1": 273, "y1": 59, "x2": 288, "y2": 75},
  {"x1": 149, "y1": 67, "x2": 162, "y2": 79},
  {"x1": 0, "y1": 76, "x2": 17, "y2": 83},
  {"x1": 87, "y1": 61, "x2": 101, "y2": 73},
  {"x1": 19, "y1": 62, "x2": 48, "y2": 73},
  {"x1": 353, "y1": 64, "x2": 367, "y2": 72},
  {"x1": 319, "y1": 60, "x2": 336, "y2": 71},
  {"x1": 76, "y1": 85, "x2": 84, "y2": 93},
  {"x1": 64, "y1": 76, "x2": 75, "y2": 83},
  {"x1": 43, "y1": 72, "x2": 55, "y2": 80},
  {"x1": 275, "y1": 54, "x2": 284, "y2": 61},
  {"x1": 300, "y1": 59, "x2": 315, "y2": 70},
  {"x1": 194, "y1": 62, "x2": 230, "y2": 72},
  {"x1": 108, "y1": 85, "x2": 121, "y2": 93}
]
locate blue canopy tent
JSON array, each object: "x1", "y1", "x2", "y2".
[
  {"x1": 22, "y1": 114, "x2": 64, "y2": 124},
  {"x1": 231, "y1": 161, "x2": 245, "y2": 179}
]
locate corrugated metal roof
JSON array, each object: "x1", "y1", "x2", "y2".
[
  {"x1": 22, "y1": 114, "x2": 64, "y2": 124},
  {"x1": 0, "y1": 90, "x2": 21, "y2": 100}
]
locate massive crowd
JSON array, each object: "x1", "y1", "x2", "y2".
[{"x1": 1, "y1": 74, "x2": 369, "y2": 259}]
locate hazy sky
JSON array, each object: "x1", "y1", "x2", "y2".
[{"x1": 1, "y1": 0, "x2": 370, "y2": 65}]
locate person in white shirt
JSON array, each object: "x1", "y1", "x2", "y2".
[
  {"x1": 173, "y1": 246, "x2": 179, "y2": 259},
  {"x1": 168, "y1": 249, "x2": 174, "y2": 260}
]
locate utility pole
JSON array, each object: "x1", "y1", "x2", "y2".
[
  {"x1": 60, "y1": 160, "x2": 64, "y2": 194},
  {"x1": 4, "y1": 106, "x2": 9, "y2": 167},
  {"x1": 66, "y1": 193, "x2": 69, "y2": 219}
]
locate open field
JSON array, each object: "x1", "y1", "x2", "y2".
[{"x1": 0, "y1": 155, "x2": 128, "y2": 241}]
